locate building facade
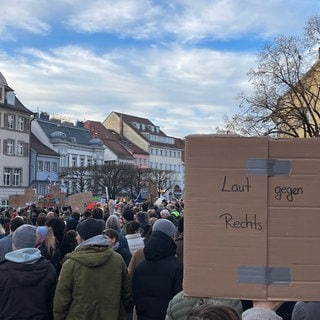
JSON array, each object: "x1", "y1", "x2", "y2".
[
  {"x1": 31, "y1": 113, "x2": 105, "y2": 195},
  {"x1": 30, "y1": 133, "x2": 60, "y2": 197},
  {"x1": 0, "y1": 73, "x2": 33, "y2": 208},
  {"x1": 103, "y1": 111, "x2": 184, "y2": 197}
]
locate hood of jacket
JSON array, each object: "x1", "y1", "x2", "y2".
[
  {"x1": 5, "y1": 248, "x2": 41, "y2": 264},
  {"x1": 143, "y1": 230, "x2": 177, "y2": 261},
  {"x1": 0, "y1": 252, "x2": 55, "y2": 288},
  {"x1": 66, "y1": 234, "x2": 114, "y2": 268}
]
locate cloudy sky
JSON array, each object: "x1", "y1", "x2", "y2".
[{"x1": 0, "y1": 1, "x2": 319, "y2": 138}]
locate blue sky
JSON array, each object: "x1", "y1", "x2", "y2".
[{"x1": 0, "y1": 0, "x2": 319, "y2": 138}]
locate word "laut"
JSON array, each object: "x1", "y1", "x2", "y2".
[
  {"x1": 221, "y1": 176, "x2": 252, "y2": 192},
  {"x1": 219, "y1": 213, "x2": 263, "y2": 230}
]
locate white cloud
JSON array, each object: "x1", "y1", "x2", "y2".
[
  {"x1": 0, "y1": 0, "x2": 319, "y2": 137},
  {"x1": 64, "y1": 0, "x2": 318, "y2": 41},
  {"x1": 0, "y1": 43, "x2": 256, "y2": 137}
]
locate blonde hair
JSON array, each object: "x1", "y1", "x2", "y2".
[{"x1": 43, "y1": 227, "x2": 56, "y2": 256}]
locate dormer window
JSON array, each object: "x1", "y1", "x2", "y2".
[{"x1": 6, "y1": 91, "x2": 15, "y2": 105}]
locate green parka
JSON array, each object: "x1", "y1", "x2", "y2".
[{"x1": 53, "y1": 238, "x2": 132, "y2": 320}]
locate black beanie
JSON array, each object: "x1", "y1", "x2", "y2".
[
  {"x1": 77, "y1": 218, "x2": 103, "y2": 240},
  {"x1": 122, "y1": 209, "x2": 134, "y2": 221}
]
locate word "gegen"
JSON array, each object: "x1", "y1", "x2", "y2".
[{"x1": 274, "y1": 185, "x2": 303, "y2": 202}]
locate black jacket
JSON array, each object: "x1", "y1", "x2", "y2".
[
  {"x1": 0, "y1": 257, "x2": 57, "y2": 320},
  {"x1": 132, "y1": 231, "x2": 183, "y2": 320}
]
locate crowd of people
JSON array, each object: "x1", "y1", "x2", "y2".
[{"x1": 0, "y1": 198, "x2": 319, "y2": 320}]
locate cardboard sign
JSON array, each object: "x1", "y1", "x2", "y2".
[
  {"x1": 68, "y1": 192, "x2": 94, "y2": 212},
  {"x1": 9, "y1": 188, "x2": 37, "y2": 208},
  {"x1": 183, "y1": 135, "x2": 320, "y2": 301}
]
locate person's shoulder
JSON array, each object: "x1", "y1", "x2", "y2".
[
  {"x1": 292, "y1": 301, "x2": 320, "y2": 320},
  {"x1": 0, "y1": 235, "x2": 11, "y2": 244},
  {"x1": 0, "y1": 259, "x2": 10, "y2": 270}
]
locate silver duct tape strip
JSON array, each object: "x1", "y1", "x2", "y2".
[
  {"x1": 247, "y1": 159, "x2": 291, "y2": 176},
  {"x1": 237, "y1": 266, "x2": 291, "y2": 285}
]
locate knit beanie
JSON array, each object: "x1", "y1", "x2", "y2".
[
  {"x1": 12, "y1": 224, "x2": 37, "y2": 249},
  {"x1": 152, "y1": 219, "x2": 176, "y2": 237},
  {"x1": 122, "y1": 209, "x2": 134, "y2": 221},
  {"x1": 77, "y1": 218, "x2": 103, "y2": 240},
  {"x1": 242, "y1": 308, "x2": 282, "y2": 320},
  {"x1": 37, "y1": 226, "x2": 48, "y2": 239}
]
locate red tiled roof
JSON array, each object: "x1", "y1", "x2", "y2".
[{"x1": 84, "y1": 120, "x2": 148, "y2": 158}]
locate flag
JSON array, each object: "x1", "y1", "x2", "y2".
[{"x1": 135, "y1": 192, "x2": 142, "y2": 204}]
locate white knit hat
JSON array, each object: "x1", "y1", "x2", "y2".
[{"x1": 242, "y1": 308, "x2": 282, "y2": 320}]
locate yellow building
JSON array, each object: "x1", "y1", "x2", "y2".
[{"x1": 277, "y1": 58, "x2": 320, "y2": 138}]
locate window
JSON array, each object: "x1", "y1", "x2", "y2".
[
  {"x1": 7, "y1": 92, "x2": 15, "y2": 105},
  {"x1": 80, "y1": 158, "x2": 85, "y2": 167},
  {"x1": 3, "y1": 168, "x2": 21, "y2": 187},
  {"x1": 0, "y1": 86, "x2": 4, "y2": 103},
  {"x1": 38, "y1": 161, "x2": 43, "y2": 171},
  {"x1": 87, "y1": 158, "x2": 92, "y2": 167},
  {"x1": 3, "y1": 168, "x2": 11, "y2": 186},
  {"x1": 38, "y1": 183, "x2": 46, "y2": 195},
  {"x1": 44, "y1": 161, "x2": 50, "y2": 172},
  {"x1": 18, "y1": 117, "x2": 25, "y2": 131},
  {"x1": 6, "y1": 114, "x2": 14, "y2": 129},
  {"x1": 52, "y1": 162, "x2": 58, "y2": 172},
  {"x1": 72, "y1": 157, "x2": 77, "y2": 167},
  {"x1": 5, "y1": 139, "x2": 14, "y2": 155},
  {"x1": 12, "y1": 169, "x2": 21, "y2": 186},
  {"x1": 17, "y1": 142, "x2": 24, "y2": 156}
]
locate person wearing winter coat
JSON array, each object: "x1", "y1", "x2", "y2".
[
  {"x1": 0, "y1": 224, "x2": 57, "y2": 320},
  {"x1": 132, "y1": 219, "x2": 183, "y2": 320},
  {"x1": 53, "y1": 218, "x2": 133, "y2": 320},
  {"x1": 0, "y1": 216, "x2": 25, "y2": 262},
  {"x1": 291, "y1": 301, "x2": 320, "y2": 320}
]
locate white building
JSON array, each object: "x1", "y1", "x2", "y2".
[
  {"x1": 0, "y1": 72, "x2": 33, "y2": 208},
  {"x1": 103, "y1": 111, "x2": 184, "y2": 197},
  {"x1": 31, "y1": 113, "x2": 105, "y2": 194}
]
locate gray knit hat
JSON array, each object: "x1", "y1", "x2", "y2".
[
  {"x1": 152, "y1": 219, "x2": 176, "y2": 237},
  {"x1": 12, "y1": 224, "x2": 37, "y2": 249},
  {"x1": 77, "y1": 218, "x2": 103, "y2": 240}
]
